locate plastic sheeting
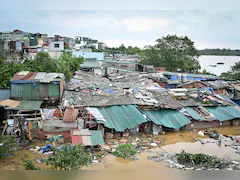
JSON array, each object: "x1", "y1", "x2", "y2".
[
  {"x1": 43, "y1": 109, "x2": 56, "y2": 120},
  {"x1": 96, "y1": 105, "x2": 147, "y2": 132},
  {"x1": 86, "y1": 107, "x2": 106, "y2": 122},
  {"x1": 141, "y1": 109, "x2": 191, "y2": 129}
]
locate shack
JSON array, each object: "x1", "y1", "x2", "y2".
[{"x1": 10, "y1": 71, "x2": 65, "y2": 105}]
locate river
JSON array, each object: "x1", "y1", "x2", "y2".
[{"x1": 199, "y1": 55, "x2": 240, "y2": 76}]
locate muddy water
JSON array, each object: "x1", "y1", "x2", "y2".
[{"x1": 1, "y1": 126, "x2": 240, "y2": 170}]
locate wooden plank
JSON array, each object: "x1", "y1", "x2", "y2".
[
  {"x1": 9, "y1": 113, "x2": 42, "y2": 117},
  {"x1": 2, "y1": 123, "x2": 8, "y2": 136}
]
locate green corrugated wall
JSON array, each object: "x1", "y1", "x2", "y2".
[
  {"x1": 11, "y1": 84, "x2": 23, "y2": 99},
  {"x1": 22, "y1": 84, "x2": 32, "y2": 100},
  {"x1": 48, "y1": 83, "x2": 60, "y2": 97}
]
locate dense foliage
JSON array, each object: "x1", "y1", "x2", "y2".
[
  {"x1": 199, "y1": 49, "x2": 240, "y2": 56},
  {"x1": 0, "y1": 51, "x2": 83, "y2": 87},
  {"x1": 46, "y1": 144, "x2": 91, "y2": 170},
  {"x1": 57, "y1": 51, "x2": 84, "y2": 80},
  {"x1": 176, "y1": 150, "x2": 229, "y2": 169},
  {"x1": 106, "y1": 44, "x2": 141, "y2": 55},
  {"x1": 142, "y1": 35, "x2": 201, "y2": 72},
  {"x1": 220, "y1": 62, "x2": 240, "y2": 80},
  {"x1": 0, "y1": 135, "x2": 17, "y2": 158},
  {"x1": 113, "y1": 143, "x2": 137, "y2": 159}
]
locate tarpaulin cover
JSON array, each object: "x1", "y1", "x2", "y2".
[
  {"x1": 86, "y1": 107, "x2": 106, "y2": 122},
  {"x1": 206, "y1": 106, "x2": 240, "y2": 122},
  {"x1": 43, "y1": 109, "x2": 56, "y2": 120},
  {"x1": 96, "y1": 105, "x2": 147, "y2": 132},
  {"x1": 141, "y1": 109, "x2": 191, "y2": 129}
]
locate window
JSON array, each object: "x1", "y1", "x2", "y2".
[{"x1": 54, "y1": 43, "x2": 60, "y2": 48}]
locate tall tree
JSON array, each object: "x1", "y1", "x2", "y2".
[
  {"x1": 119, "y1": 44, "x2": 126, "y2": 53},
  {"x1": 142, "y1": 35, "x2": 200, "y2": 72},
  {"x1": 57, "y1": 51, "x2": 84, "y2": 80}
]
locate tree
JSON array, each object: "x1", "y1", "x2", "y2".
[
  {"x1": 142, "y1": 35, "x2": 201, "y2": 72},
  {"x1": 119, "y1": 44, "x2": 126, "y2": 53},
  {"x1": 32, "y1": 52, "x2": 57, "y2": 72},
  {"x1": 57, "y1": 51, "x2": 84, "y2": 80},
  {"x1": 46, "y1": 144, "x2": 91, "y2": 170},
  {"x1": 220, "y1": 62, "x2": 240, "y2": 80}
]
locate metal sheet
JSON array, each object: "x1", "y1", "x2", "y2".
[
  {"x1": 40, "y1": 84, "x2": 48, "y2": 99},
  {"x1": 22, "y1": 84, "x2": 32, "y2": 100},
  {"x1": 48, "y1": 83, "x2": 60, "y2": 97},
  {"x1": 31, "y1": 83, "x2": 40, "y2": 100},
  {"x1": 10, "y1": 84, "x2": 23, "y2": 99}
]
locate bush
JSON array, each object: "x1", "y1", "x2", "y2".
[
  {"x1": 0, "y1": 135, "x2": 17, "y2": 158},
  {"x1": 46, "y1": 144, "x2": 91, "y2": 170},
  {"x1": 113, "y1": 143, "x2": 137, "y2": 159},
  {"x1": 22, "y1": 159, "x2": 40, "y2": 170}
]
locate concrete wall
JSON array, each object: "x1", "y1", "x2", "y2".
[
  {"x1": 49, "y1": 41, "x2": 64, "y2": 51},
  {"x1": 72, "y1": 51, "x2": 104, "y2": 60},
  {"x1": 184, "y1": 120, "x2": 231, "y2": 130}
]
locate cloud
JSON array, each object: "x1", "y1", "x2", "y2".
[
  {"x1": 1, "y1": 10, "x2": 240, "y2": 48},
  {"x1": 119, "y1": 17, "x2": 169, "y2": 32}
]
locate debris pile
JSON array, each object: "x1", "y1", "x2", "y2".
[{"x1": 148, "y1": 151, "x2": 240, "y2": 170}]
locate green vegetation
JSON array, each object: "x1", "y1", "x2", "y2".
[
  {"x1": 199, "y1": 49, "x2": 240, "y2": 56},
  {"x1": 46, "y1": 144, "x2": 91, "y2": 170},
  {"x1": 57, "y1": 51, "x2": 84, "y2": 80},
  {"x1": 142, "y1": 35, "x2": 201, "y2": 72},
  {"x1": 22, "y1": 159, "x2": 41, "y2": 170},
  {"x1": 106, "y1": 44, "x2": 141, "y2": 55},
  {"x1": 0, "y1": 135, "x2": 17, "y2": 158},
  {"x1": 0, "y1": 51, "x2": 84, "y2": 88},
  {"x1": 113, "y1": 143, "x2": 137, "y2": 159},
  {"x1": 176, "y1": 150, "x2": 229, "y2": 169},
  {"x1": 220, "y1": 62, "x2": 240, "y2": 80}
]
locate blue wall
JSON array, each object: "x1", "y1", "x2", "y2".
[{"x1": 72, "y1": 52, "x2": 104, "y2": 60}]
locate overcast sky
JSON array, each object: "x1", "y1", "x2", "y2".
[{"x1": 1, "y1": 0, "x2": 240, "y2": 48}]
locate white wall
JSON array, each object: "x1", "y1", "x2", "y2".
[{"x1": 49, "y1": 41, "x2": 64, "y2": 51}]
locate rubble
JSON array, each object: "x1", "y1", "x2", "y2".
[{"x1": 148, "y1": 151, "x2": 240, "y2": 170}]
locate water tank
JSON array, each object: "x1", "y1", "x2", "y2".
[{"x1": 182, "y1": 74, "x2": 187, "y2": 82}]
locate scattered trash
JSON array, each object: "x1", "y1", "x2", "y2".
[
  {"x1": 198, "y1": 130, "x2": 204, "y2": 137},
  {"x1": 150, "y1": 143, "x2": 158, "y2": 147},
  {"x1": 36, "y1": 159, "x2": 42, "y2": 164}
]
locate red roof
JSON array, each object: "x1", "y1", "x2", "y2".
[
  {"x1": 63, "y1": 109, "x2": 79, "y2": 123},
  {"x1": 11, "y1": 72, "x2": 38, "y2": 81}
]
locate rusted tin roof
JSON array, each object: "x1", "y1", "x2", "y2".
[
  {"x1": 11, "y1": 72, "x2": 38, "y2": 81},
  {"x1": 63, "y1": 109, "x2": 79, "y2": 123}
]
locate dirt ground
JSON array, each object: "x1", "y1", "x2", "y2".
[{"x1": 0, "y1": 126, "x2": 240, "y2": 170}]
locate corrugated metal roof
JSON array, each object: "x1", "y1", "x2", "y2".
[
  {"x1": 11, "y1": 72, "x2": 65, "y2": 83},
  {"x1": 16, "y1": 100, "x2": 43, "y2": 110},
  {"x1": 100, "y1": 59, "x2": 139, "y2": 65},
  {"x1": 96, "y1": 105, "x2": 147, "y2": 132},
  {"x1": 140, "y1": 109, "x2": 191, "y2": 129},
  {"x1": 11, "y1": 72, "x2": 38, "y2": 81},
  {"x1": 0, "y1": 99, "x2": 20, "y2": 108},
  {"x1": 41, "y1": 73, "x2": 65, "y2": 83},
  {"x1": 206, "y1": 106, "x2": 240, "y2": 122},
  {"x1": 63, "y1": 108, "x2": 79, "y2": 122},
  {"x1": 80, "y1": 59, "x2": 101, "y2": 69},
  {"x1": 34, "y1": 72, "x2": 47, "y2": 80}
]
